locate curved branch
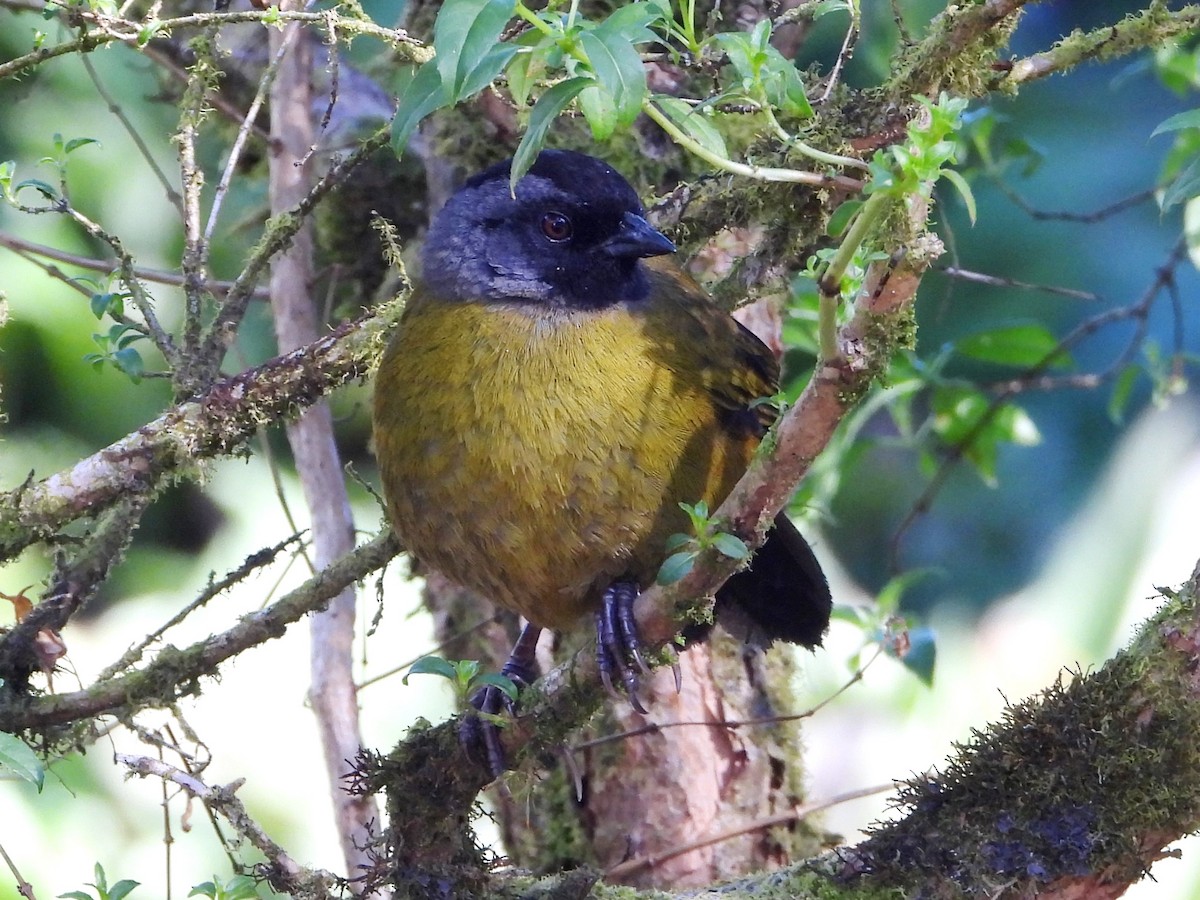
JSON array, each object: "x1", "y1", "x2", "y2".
[{"x1": 847, "y1": 564, "x2": 1200, "y2": 897}]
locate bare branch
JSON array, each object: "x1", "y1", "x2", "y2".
[
  {"x1": 267, "y1": 4, "x2": 383, "y2": 886},
  {"x1": 117, "y1": 754, "x2": 346, "y2": 898},
  {"x1": 0, "y1": 230, "x2": 263, "y2": 297}
]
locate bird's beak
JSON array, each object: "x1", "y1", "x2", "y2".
[{"x1": 602, "y1": 212, "x2": 676, "y2": 259}]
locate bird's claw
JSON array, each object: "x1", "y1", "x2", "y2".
[
  {"x1": 460, "y1": 624, "x2": 541, "y2": 780},
  {"x1": 595, "y1": 580, "x2": 651, "y2": 714}
]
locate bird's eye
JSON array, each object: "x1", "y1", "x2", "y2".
[{"x1": 540, "y1": 211, "x2": 573, "y2": 243}]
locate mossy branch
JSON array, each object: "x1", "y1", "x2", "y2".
[
  {"x1": 0, "y1": 299, "x2": 402, "y2": 564},
  {"x1": 0, "y1": 530, "x2": 400, "y2": 733},
  {"x1": 999, "y1": 3, "x2": 1200, "y2": 87},
  {"x1": 374, "y1": 556, "x2": 1200, "y2": 898},
  {"x1": 0, "y1": 7, "x2": 429, "y2": 83},
  {"x1": 850, "y1": 564, "x2": 1200, "y2": 897}
]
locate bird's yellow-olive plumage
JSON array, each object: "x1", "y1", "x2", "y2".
[{"x1": 374, "y1": 255, "x2": 771, "y2": 631}]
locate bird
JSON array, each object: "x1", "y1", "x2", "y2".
[{"x1": 373, "y1": 149, "x2": 831, "y2": 775}]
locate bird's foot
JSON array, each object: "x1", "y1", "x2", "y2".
[
  {"x1": 595, "y1": 580, "x2": 655, "y2": 714},
  {"x1": 460, "y1": 623, "x2": 541, "y2": 780}
]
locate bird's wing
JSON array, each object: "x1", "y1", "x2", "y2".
[{"x1": 643, "y1": 255, "x2": 781, "y2": 437}]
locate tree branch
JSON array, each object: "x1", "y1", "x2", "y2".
[
  {"x1": 999, "y1": 4, "x2": 1200, "y2": 87},
  {"x1": 0, "y1": 531, "x2": 399, "y2": 731},
  {"x1": 267, "y1": 7, "x2": 383, "y2": 888},
  {"x1": 846, "y1": 563, "x2": 1200, "y2": 897},
  {"x1": 0, "y1": 303, "x2": 399, "y2": 563}
]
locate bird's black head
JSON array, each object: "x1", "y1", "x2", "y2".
[{"x1": 421, "y1": 149, "x2": 676, "y2": 309}]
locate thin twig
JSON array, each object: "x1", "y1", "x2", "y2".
[
  {"x1": 356, "y1": 613, "x2": 505, "y2": 691},
  {"x1": 117, "y1": 754, "x2": 344, "y2": 896},
  {"x1": 59, "y1": 204, "x2": 179, "y2": 365},
  {"x1": 0, "y1": 839, "x2": 37, "y2": 900},
  {"x1": 643, "y1": 100, "x2": 866, "y2": 191},
  {"x1": 889, "y1": 236, "x2": 1190, "y2": 570},
  {"x1": 0, "y1": 532, "x2": 400, "y2": 730},
  {"x1": 993, "y1": 182, "x2": 1155, "y2": 224},
  {"x1": 937, "y1": 265, "x2": 1099, "y2": 301},
  {"x1": 195, "y1": 125, "x2": 391, "y2": 383},
  {"x1": 573, "y1": 646, "x2": 884, "y2": 752},
  {"x1": 0, "y1": 231, "x2": 264, "y2": 297},
  {"x1": 80, "y1": 53, "x2": 183, "y2": 216},
  {"x1": 0, "y1": 8, "x2": 427, "y2": 82},
  {"x1": 201, "y1": 5, "x2": 308, "y2": 260},
  {"x1": 817, "y1": 0, "x2": 860, "y2": 105},
  {"x1": 606, "y1": 782, "x2": 896, "y2": 879},
  {"x1": 95, "y1": 533, "x2": 307, "y2": 681}
]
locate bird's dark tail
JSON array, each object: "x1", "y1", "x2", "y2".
[{"x1": 714, "y1": 512, "x2": 832, "y2": 648}]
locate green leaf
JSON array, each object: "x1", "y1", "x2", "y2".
[
  {"x1": 510, "y1": 76, "x2": 593, "y2": 191},
  {"x1": 391, "y1": 61, "x2": 448, "y2": 156},
  {"x1": 1107, "y1": 363, "x2": 1140, "y2": 423},
  {"x1": 898, "y1": 625, "x2": 937, "y2": 686},
  {"x1": 580, "y1": 27, "x2": 646, "y2": 128},
  {"x1": 64, "y1": 137, "x2": 99, "y2": 154},
  {"x1": 14, "y1": 178, "x2": 58, "y2": 201},
  {"x1": 219, "y1": 874, "x2": 261, "y2": 899},
  {"x1": 403, "y1": 655, "x2": 458, "y2": 683},
  {"x1": 825, "y1": 199, "x2": 862, "y2": 237},
  {"x1": 663, "y1": 532, "x2": 694, "y2": 553},
  {"x1": 875, "y1": 569, "x2": 935, "y2": 616},
  {"x1": 0, "y1": 732, "x2": 44, "y2": 789},
  {"x1": 506, "y1": 43, "x2": 542, "y2": 108},
  {"x1": 656, "y1": 550, "x2": 697, "y2": 585},
  {"x1": 760, "y1": 49, "x2": 811, "y2": 119},
  {"x1": 58, "y1": 893, "x2": 95, "y2": 900},
  {"x1": 939, "y1": 167, "x2": 976, "y2": 224},
  {"x1": 712, "y1": 33, "x2": 756, "y2": 86},
  {"x1": 655, "y1": 97, "x2": 727, "y2": 159},
  {"x1": 1159, "y1": 154, "x2": 1200, "y2": 211},
  {"x1": 1151, "y1": 108, "x2": 1200, "y2": 137},
  {"x1": 993, "y1": 402, "x2": 1041, "y2": 447},
  {"x1": 711, "y1": 532, "x2": 750, "y2": 561},
  {"x1": 473, "y1": 672, "x2": 519, "y2": 701},
  {"x1": 578, "y1": 83, "x2": 617, "y2": 140},
  {"x1": 828, "y1": 604, "x2": 866, "y2": 625},
  {"x1": 956, "y1": 323, "x2": 1068, "y2": 369},
  {"x1": 594, "y1": 2, "x2": 661, "y2": 45},
  {"x1": 813, "y1": 0, "x2": 851, "y2": 18},
  {"x1": 112, "y1": 347, "x2": 144, "y2": 381},
  {"x1": 107, "y1": 881, "x2": 141, "y2": 900},
  {"x1": 187, "y1": 883, "x2": 217, "y2": 898},
  {"x1": 434, "y1": 0, "x2": 515, "y2": 101},
  {"x1": 459, "y1": 42, "x2": 519, "y2": 100},
  {"x1": 90, "y1": 292, "x2": 120, "y2": 319},
  {"x1": 137, "y1": 22, "x2": 160, "y2": 46}
]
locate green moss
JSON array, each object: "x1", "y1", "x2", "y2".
[
  {"x1": 886, "y1": 3, "x2": 1020, "y2": 98},
  {"x1": 854, "y1": 586, "x2": 1200, "y2": 895}
]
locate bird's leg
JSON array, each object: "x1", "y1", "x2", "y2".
[
  {"x1": 461, "y1": 622, "x2": 542, "y2": 779},
  {"x1": 595, "y1": 580, "x2": 653, "y2": 714}
]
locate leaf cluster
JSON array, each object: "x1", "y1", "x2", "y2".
[{"x1": 392, "y1": 0, "x2": 837, "y2": 188}]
